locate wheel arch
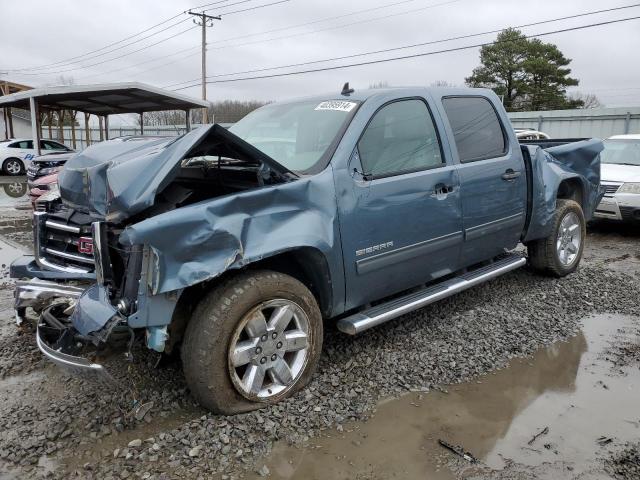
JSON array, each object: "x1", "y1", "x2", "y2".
[
  {"x1": 556, "y1": 176, "x2": 586, "y2": 212},
  {"x1": 165, "y1": 247, "x2": 334, "y2": 353}
]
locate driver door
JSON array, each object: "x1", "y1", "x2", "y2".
[{"x1": 337, "y1": 98, "x2": 463, "y2": 310}]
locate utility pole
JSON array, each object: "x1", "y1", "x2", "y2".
[{"x1": 188, "y1": 10, "x2": 221, "y2": 124}]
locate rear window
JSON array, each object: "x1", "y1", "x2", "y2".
[{"x1": 442, "y1": 96, "x2": 507, "y2": 162}]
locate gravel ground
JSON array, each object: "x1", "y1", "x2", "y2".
[
  {"x1": 0, "y1": 205, "x2": 639, "y2": 479},
  {"x1": 605, "y1": 443, "x2": 640, "y2": 480},
  {"x1": 1, "y1": 258, "x2": 639, "y2": 479}
]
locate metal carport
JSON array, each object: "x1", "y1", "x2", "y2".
[{"x1": 0, "y1": 82, "x2": 210, "y2": 154}]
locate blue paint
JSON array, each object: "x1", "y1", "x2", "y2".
[{"x1": 46, "y1": 87, "x2": 603, "y2": 335}]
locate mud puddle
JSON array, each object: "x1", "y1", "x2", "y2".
[{"x1": 249, "y1": 313, "x2": 640, "y2": 480}]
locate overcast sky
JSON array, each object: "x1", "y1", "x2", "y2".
[{"x1": 2, "y1": 0, "x2": 639, "y2": 116}]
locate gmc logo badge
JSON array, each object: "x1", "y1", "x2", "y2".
[{"x1": 78, "y1": 237, "x2": 94, "y2": 255}]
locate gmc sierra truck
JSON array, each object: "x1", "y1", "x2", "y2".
[{"x1": 11, "y1": 86, "x2": 604, "y2": 414}]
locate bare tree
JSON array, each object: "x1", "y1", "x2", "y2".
[
  {"x1": 430, "y1": 80, "x2": 456, "y2": 87},
  {"x1": 568, "y1": 92, "x2": 603, "y2": 109},
  {"x1": 369, "y1": 81, "x2": 390, "y2": 89},
  {"x1": 51, "y1": 75, "x2": 76, "y2": 86},
  {"x1": 137, "y1": 101, "x2": 269, "y2": 126}
]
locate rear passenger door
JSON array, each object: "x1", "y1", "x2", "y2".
[{"x1": 440, "y1": 96, "x2": 526, "y2": 266}]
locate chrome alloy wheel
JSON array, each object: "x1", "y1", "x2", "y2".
[
  {"x1": 228, "y1": 299, "x2": 310, "y2": 400},
  {"x1": 556, "y1": 211, "x2": 581, "y2": 266},
  {"x1": 5, "y1": 159, "x2": 22, "y2": 175}
]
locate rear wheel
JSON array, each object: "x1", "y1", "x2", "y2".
[
  {"x1": 2, "y1": 158, "x2": 24, "y2": 176},
  {"x1": 181, "y1": 270, "x2": 323, "y2": 414},
  {"x1": 527, "y1": 199, "x2": 585, "y2": 277}
]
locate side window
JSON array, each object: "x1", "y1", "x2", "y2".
[
  {"x1": 358, "y1": 99, "x2": 443, "y2": 177},
  {"x1": 13, "y1": 140, "x2": 33, "y2": 149},
  {"x1": 442, "y1": 96, "x2": 507, "y2": 162},
  {"x1": 41, "y1": 140, "x2": 66, "y2": 150}
]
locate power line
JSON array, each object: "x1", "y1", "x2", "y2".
[
  {"x1": 76, "y1": 45, "x2": 202, "y2": 82},
  {"x1": 172, "y1": 15, "x2": 640, "y2": 89},
  {"x1": 1, "y1": 0, "x2": 239, "y2": 73},
  {"x1": 206, "y1": 0, "x2": 291, "y2": 16},
  {"x1": 13, "y1": 25, "x2": 199, "y2": 76},
  {"x1": 206, "y1": 0, "x2": 465, "y2": 53},
  {"x1": 202, "y1": 0, "x2": 422, "y2": 46},
  {"x1": 166, "y1": 3, "x2": 640, "y2": 88}
]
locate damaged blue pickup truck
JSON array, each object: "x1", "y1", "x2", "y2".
[{"x1": 11, "y1": 86, "x2": 604, "y2": 414}]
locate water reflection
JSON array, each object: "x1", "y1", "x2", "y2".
[
  {"x1": 0, "y1": 176, "x2": 28, "y2": 204},
  {"x1": 250, "y1": 314, "x2": 639, "y2": 480}
]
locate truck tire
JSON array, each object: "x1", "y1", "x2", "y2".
[
  {"x1": 527, "y1": 199, "x2": 585, "y2": 277},
  {"x1": 2, "y1": 158, "x2": 25, "y2": 176},
  {"x1": 181, "y1": 270, "x2": 323, "y2": 414}
]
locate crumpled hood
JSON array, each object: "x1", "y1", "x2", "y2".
[
  {"x1": 57, "y1": 125, "x2": 295, "y2": 223},
  {"x1": 601, "y1": 163, "x2": 640, "y2": 183}
]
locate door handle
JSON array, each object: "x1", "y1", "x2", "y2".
[
  {"x1": 501, "y1": 169, "x2": 522, "y2": 181},
  {"x1": 431, "y1": 183, "x2": 455, "y2": 198}
]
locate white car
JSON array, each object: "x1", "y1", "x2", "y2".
[
  {"x1": 595, "y1": 134, "x2": 640, "y2": 222},
  {"x1": 0, "y1": 138, "x2": 73, "y2": 176},
  {"x1": 515, "y1": 129, "x2": 550, "y2": 140}
]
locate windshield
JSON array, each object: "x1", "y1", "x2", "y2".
[
  {"x1": 228, "y1": 99, "x2": 359, "y2": 173},
  {"x1": 601, "y1": 139, "x2": 640, "y2": 166}
]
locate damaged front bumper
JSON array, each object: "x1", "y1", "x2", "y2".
[
  {"x1": 36, "y1": 323, "x2": 115, "y2": 384},
  {"x1": 35, "y1": 293, "x2": 123, "y2": 386},
  {"x1": 14, "y1": 278, "x2": 85, "y2": 324},
  {"x1": 15, "y1": 276, "x2": 124, "y2": 385}
]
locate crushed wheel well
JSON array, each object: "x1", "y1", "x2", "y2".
[
  {"x1": 166, "y1": 248, "x2": 333, "y2": 353},
  {"x1": 557, "y1": 178, "x2": 584, "y2": 210}
]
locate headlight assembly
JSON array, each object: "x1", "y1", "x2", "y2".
[{"x1": 618, "y1": 182, "x2": 640, "y2": 194}]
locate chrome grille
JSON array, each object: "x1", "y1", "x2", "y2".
[
  {"x1": 34, "y1": 212, "x2": 95, "y2": 273},
  {"x1": 602, "y1": 183, "x2": 622, "y2": 196}
]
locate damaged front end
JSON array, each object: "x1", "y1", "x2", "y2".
[
  {"x1": 15, "y1": 124, "x2": 300, "y2": 382},
  {"x1": 36, "y1": 302, "x2": 119, "y2": 385}
]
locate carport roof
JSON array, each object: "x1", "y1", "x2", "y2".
[{"x1": 0, "y1": 82, "x2": 210, "y2": 114}]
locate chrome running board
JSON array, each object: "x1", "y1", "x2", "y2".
[{"x1": 337, "y1": 254, "x2": 526, "y2": 335}]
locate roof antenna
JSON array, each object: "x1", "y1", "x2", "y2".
[{"x1": 341, "y1": 82, "x2": 354, "y2": 96}]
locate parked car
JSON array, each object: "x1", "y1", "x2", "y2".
[
  {"x1": 11, "y1": 87, "x2": 603, "y2": 414},
  {"x1": 594, "y1": 134, "x2": 640, "y2": 222},
  {"x1": 27, "y1": 151, "x2": 75, "y2": 187},
  {"x1": 0, "y1": 138, "x2": 73, "y2": 175},
  {"x1": 28, "y1": 173, "x2": 59, "y2": 207},
  {"x1": 514, "y1": 128, "x2": 550, "y2": 140}
]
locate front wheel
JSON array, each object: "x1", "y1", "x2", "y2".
[
  {"x1": 181, "y1": 270, "x2": 323, "y2": 414},
  {"x1": 527, "y1": 199, "x2": 586, "y2": 277},
  {"x1": 2, "y1": 158, "x2": 25, "y2": 176}
]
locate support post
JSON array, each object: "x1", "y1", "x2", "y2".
[
  {"x1": 104, "y1": 115, "x2": 109, "y2": 140},
  {"x1": 537, "y1": 115, "x2": 543, "y2": 132},
  {"x1": 185, "y1": 109, "x2": 191, "y2": 132},
  {"x1": 47, "y1": 111, "x2": 52, "y2": 139},
  {"x1": 58, "y1": 110, "x2": 65, "y2": 143},
  {"x1": 624, "y1": 112, "x2": 631, "y2": 135},
  {"x1": 7, "y1": 108, "x2": 14, "y2": 138},
  {"x1": 70, "y1": 111, "x2": 77, "y2": 149},
  {"x1": 2, "y1": 108, "x2": 7, "y2": 140},
  {"x1": 29, "y1": 97, "x2": 41, "y2": 156},
  {"x1": 140, "y1": 113, "x2": 144, "y2": 135},
  {"x1": 98, "y1": 116, "x2": 104, "y2": 141},
  {"x1": 39, "y1": 111, "x2": 44, "y2": 141},
  {"x1": 84, "y1": 112, "x2": 91, "y2": 148}
]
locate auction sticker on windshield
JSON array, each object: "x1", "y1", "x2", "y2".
[{"x1": 315, "y1": 101, "x2": 358, "y2": 112}]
